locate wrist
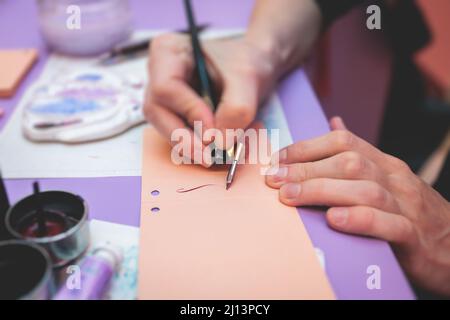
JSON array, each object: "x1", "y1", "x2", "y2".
[
  {"x1": 244, "y1": 0, "x2": 322, "y2": 77},
  {"x1": 243, "y1": 33, "x2": 286, "y2": 80}
]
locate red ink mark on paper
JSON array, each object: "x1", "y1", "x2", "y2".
[{"x1": 176, "y1": 184, "x2": 219, "y2": 193}]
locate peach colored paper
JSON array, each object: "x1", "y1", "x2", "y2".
[
  {"x1": 0, "y1": 49, "x2": 38, "y2": 98},
  {"x1": 138, "y1": 128, "x2": 335, "y2": 299}
]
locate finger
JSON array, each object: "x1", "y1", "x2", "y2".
[
  {"x1": 152, "y1": 79, "x2": 215, "y2": 131},
  {"x1": 266, "y1": 151, "x2": 383, "y2": 188},
  {"x1": 144, "y1": 101, "x2": 212, "y2": 167},
  {"x1": 326, "y1": 206, "x2": 414, "y2": 245},
  {"x1": 213, "y1": 73, "x2": 259, "y2": 150},
  {"x1": 329, "y1": 116, "x2": 347, "y2": 131},
  {"x1": 272, "y1": 130, "x2": 395, "y2": 172},
  {"x1": 149, "y1": 34, "x2": 214, "y2": 131},
  {"x1": 144, "y1": 88, "x2": 184, "y2": 140},
  {"x1": 278, "y1": 179, "x2": 399, "y2": 213}
]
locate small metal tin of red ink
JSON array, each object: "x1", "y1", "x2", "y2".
[{"x1": 5, "y1": 191, "x2": 90, "y2": 267}]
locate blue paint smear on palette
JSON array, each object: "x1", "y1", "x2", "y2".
[
  {"x1": 31, "y1": 98, "x2": 102, "y2": 115},
  {"x1": 76, "y1": 73, "x2": 103, "y2": 81}
]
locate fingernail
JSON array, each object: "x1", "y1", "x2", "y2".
[
  {"x1": 280, "y1": 183, "x2": 301, "y2": 199},
  {"x1": 274, "y1": 166, "x2": 288, "y2": 181},
  {"x1": 336, "y1": 117, "x2": 347, "y2": 130},
  {"x1": 265, "y1": 166, "x2": 287, "y2": 179},
  {"x1": 271, "y1": 149, "x2": 287, "y2": 165},
  {"x1": 265, "y1": 166, "x2": 277, "y2": 176},
  {"x1": 329, "y1": 208, "x2": 348, "y2": 226}
]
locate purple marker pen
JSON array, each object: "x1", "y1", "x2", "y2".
[{"x1": 54, "y1": 243, "x2": 122, "y2": 300}]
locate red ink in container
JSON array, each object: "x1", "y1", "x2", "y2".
[{"x1": 5, "y1": 182, "x2": 90, "y2": 267}]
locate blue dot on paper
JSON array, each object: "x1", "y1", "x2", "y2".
[
  {"x1": 151, "y1": 190, "x2": 160, "y2": 196},
  {"x1": 151, "y1": 207, "x2": 160, "y2": 213}
]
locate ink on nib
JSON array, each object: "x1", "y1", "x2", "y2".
[
  {"x1": 225, "y1": 169, "x2": 234, "y2": 190},
  {"x1": 224, "y1": 142, "x2": 243, "y2": 191}
]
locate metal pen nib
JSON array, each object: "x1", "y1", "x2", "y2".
[{"x1": 225, "y1": 142, "x2": 243, "y2": 190}]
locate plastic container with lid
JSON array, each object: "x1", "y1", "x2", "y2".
[{"x1": 37, "y1": 0, "x2": 133, "y2": 56}]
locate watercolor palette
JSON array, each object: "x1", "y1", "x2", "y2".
[{"x1": 22, "y1": 69, "x2": 145, "y2": 143}]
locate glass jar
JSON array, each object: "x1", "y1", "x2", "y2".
[{"x1": 37, "y1": 0, "x2": 132, "y2": 56}]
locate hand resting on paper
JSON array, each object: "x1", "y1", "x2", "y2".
[{"x1": 266, "y1": 117, "x2": 450, "y2": 297}]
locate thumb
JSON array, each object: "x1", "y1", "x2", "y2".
[
  {"x1": 329, "y1": 116, "x2": 348, "y2": 131},
  {"x1": 214, "y1": 74, "x2": 259, "y2": 150}
]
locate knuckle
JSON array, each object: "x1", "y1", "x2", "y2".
[
  {"x1": 143, "y1": 103, "x2": 157, "y2": 123},
  {"x1": 283, "y1": 142, "x2": 301, "y2": 162},
  {"x1": 185, "y1": 105, "x2": 202, "y2": 124},
  {"x1": 404, "y1": 181, "x2": 425, "y2": 211},
  {"x1": 223, "y1": 104, "x2": 255, "y2": 127},
  {"x1": 366, "y1": 183, "x2": 387, "y2": 207},
  {"x1": 388, "y1": 155, "x2": 411, "y2": 173},
  {"x1": 151, "y1": 82, "x2": 172, "y2": 101},
  {"x1": 389, "y1": 175, "x2": 424, "y2": 214},
  {"x1": 152, "y1": 33, "x2": 177, "y2": 49},
  {"x1": 333, "y1": 130, "x2": 354, "y2": 151},
  {"x1": 341, "y1": 151, "x2": 365, "y2": 178},
  {"x1": 238, "y1": 49, "x2": 272, "y2": 79},
  {"x1": 357, "y1": 207, "x2": 376, "y2": 233},
  {"x1": 403, "y1": 183, "x2": 421, "y2": 200},
  {"x1": 151, "y1": 33, "x2": 190, "y2": 58},
  {"x1": 237, "y1": 63, "x2": 259, "y2": 80},
  {"x1": 150, "y1": 35, "x2": 170, "y2": 52},
  {"x1": 287, "y1": 141, "x2": 303, "y2": 154},
  {"x1": 293, "y1": 163, "x2": 309, "y2": 181},
  {"x1": 311, "y1": 179, "x2": 326, "y2": 198},
  {"x1": 398, "y1": 218, "x2": 414, "y2": 242}
]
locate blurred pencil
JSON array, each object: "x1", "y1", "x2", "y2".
[{"x1": 98, "y1": 24, "x2": 209, "y2": 65}]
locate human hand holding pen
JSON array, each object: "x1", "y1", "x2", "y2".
[
  {"x1": 144, "y1": 35, "x2": 277, "y2": 166},
  {"x1": 143, "y1": 0, "x2": 322, "y2": 166}
]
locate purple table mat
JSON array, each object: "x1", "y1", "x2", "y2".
[{"x1": 0, "y1": 0, "x2": 414, "y2": 299}]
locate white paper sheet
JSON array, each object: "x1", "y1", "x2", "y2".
[{"x1": 0, "y1": 29, "x2": 292, "y2": 178}]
